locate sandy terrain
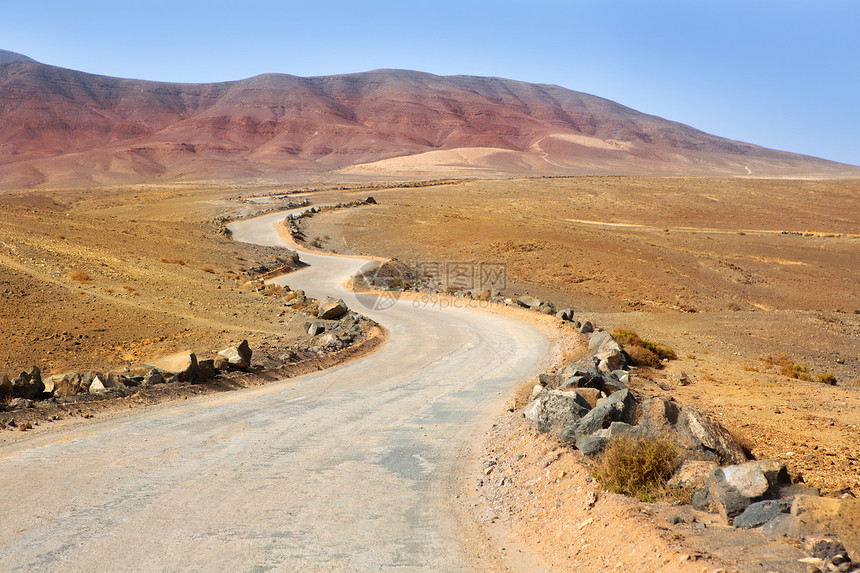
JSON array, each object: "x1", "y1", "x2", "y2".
[
  {"x1": 1, "y1": 175, "x2": 857, "y2": 571},
  {"x1": 299, "y1": 176, "x2": 860, "y2": 496},
  {"x1": 0, "y1": 186, "x2": 313, "y2": 377}
]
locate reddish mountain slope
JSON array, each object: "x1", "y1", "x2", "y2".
[{"x1": 0, "y1": 49, "x2": 856, "y2": 188}]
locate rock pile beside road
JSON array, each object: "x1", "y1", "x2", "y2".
[
  {"x1": 1, "y1": 290, "x2": 373, "y2": 414},
  {"x1": 284, "y1": 198, "x2": 376, "y2": 243},
  {"x1": 518, "y1": 313, "x2": 860, "y2": 569}
]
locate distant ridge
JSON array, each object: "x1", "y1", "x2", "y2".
[
  {"x1": 0, "y1": 49, "x2": 34, "y2": 66},
  {"x1": 0, "y1": 50, "x2": 857, "y2": 189}
]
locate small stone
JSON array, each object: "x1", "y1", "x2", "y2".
[
  {"x1": 88, "y1": 376, "x2": 107, "y2": 393},
  {"x1": 733, "y1": 499, "x2": 793, "y2": 529}
]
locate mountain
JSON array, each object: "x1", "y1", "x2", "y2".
[{"x1": 0, "y1": 49, "x2": 856, "y2": 189}]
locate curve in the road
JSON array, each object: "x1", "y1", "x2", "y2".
[{"x1": 0, "y1": 208, "x2": 551, "y2": 572}]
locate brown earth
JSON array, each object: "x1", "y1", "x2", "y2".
[
  {"x1": 0, "y1": 185, "x2": 315, "y2": 381},
  {"x1": 299, "y1": 176, "x2": 860, "y2": 496},
  {"x1": 2, "y1": 49, "x2": 858, "y2": 190},
  {"x1": 1, "y1": 175, "x2": 858, "y2": 571},
  {"x1": 294, "y1": 176, "x2": 860, "y2": 570}
]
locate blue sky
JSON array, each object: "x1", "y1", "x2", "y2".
[{"x1": 2, "y1": 1, "x2": 858, "y2": 165}]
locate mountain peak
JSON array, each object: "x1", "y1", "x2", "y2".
[
  {"x1": 0, "y1": 54, "x2": 857, "y2": 189},
  {"x1": 0, "y1": 50, "x2": 35, "y2": 66}
]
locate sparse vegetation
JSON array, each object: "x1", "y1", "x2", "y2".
[
  {"x1": 763, "y1": 353, "x2": 812, "y2": 381},
  {"x1": 593, "y1": 435, "x2": 681, "y2": 502},
  {"x1": 612, "y1": 328, "x2": 677, "y2": 368},
  {"x1": 160, "y1": 258, "x2": 185, "y2": 265},
  {"x1": 817, "y1": 372, "x2": 837, "y2": 386},
  {"x1": 67, "y1": 269, "x2": 91, "y2": 284},
  {"x1": 201, "y1": 266, "x2": 216, "y2": 274},
  {"x1": 512, "y1": 379, "x2": 538, "y2": 410},
  {"x1": 264, "y1": 284, "x2": 284, "y2": 296}
]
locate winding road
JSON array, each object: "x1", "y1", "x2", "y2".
[{"x1": 0, "y1": 209, "x2": 551, "y2": 571}]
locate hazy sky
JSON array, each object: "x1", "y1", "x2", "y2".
[{"x1": 3, "y1": 1, "x2": 858, "y2": 165}]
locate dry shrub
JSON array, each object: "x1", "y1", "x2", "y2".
[
  {"x1": 764, "y1": 353, "x2": 812, "y2": 381},
  {"x1": 817, "y1": 372, "x2": 837, "y2": 385},
  {"x1": 201, "y1": 266, "x2": 216, "y2": 274},
  {"x1": 121, "y1": 284, "x2": 136, "y2": 292},
  {"x1": 512, "y1": 379, "x2": 538, "y2": 410},
  {"x1": 594, "y1": 435, "x2": 681, "y2": 502},
  {"x1": 159, "y1": 258, "x2": 185, "y2": 265},
  {"x1": 68, "y1": 270, "x2": 91, "y2": 283},
  {"x1": 626, "y1": 345, "x2": 661, "y2": 368},
  {"x1": 612, "y1": 328, "x2": 676, "y2": 369}
]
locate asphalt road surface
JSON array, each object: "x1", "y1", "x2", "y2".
[{"x1": 0, "y1": 209, "x2": 550, "y2": 572}]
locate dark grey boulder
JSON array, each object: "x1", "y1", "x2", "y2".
[
  {"x1": 0, "y1": 375, "x2": 13, "y2": 403},
  {"x1": 142, "y1": 370, "x2": 165, "y2": 386},
  {"x1": 538, "y1": 303, "x2": 556, "y2": 315},
  {"x1": 677, "y1": 408, "x2": 747, "y2": 465},
  {"x1": 198, "y1": 359, "x2": 218, "y2": 380},
  {"x1": 561, "y1": 388, "x2": 637, "y2": 442},
  {"x1": 576, "y1": 435, "x2": 609, "y2": 457},
  {"x1": 558, "y1": 375, "x2": 587, "y2": 390},
  {"x1": 601, "y1": 372, "x2": 628, "y2": 394},
  {"x1": 527, "y1": 390, "x2": 591, "y2": 438},
  {"x1": 733, "y1": 499, "x2": 792, "y2": 529},
  {"x1": 607, "y1": 421, "x2": 641, "y2": 439},
  {"x1": 692, "y1": 486, "x2": 712, "y2": 511},
  {"x1": 12, "y1": 366, "x2": 44, "y2": 400},
  {"x1": 556, "y1": 308, "x2": 574, "y2": 321},
  {"x1": 538, "y1": 373, "x2": 563, "y2": 388},
  {"x1": 516, "y1": 295, "x2": 542, "y2": 309},
  {"x1": 579, "y1": 320, "x2": 594, "y2": 334},
  {"x1": 558, "y1": 360, "x2": 602, "y2": 389},
  {"x1": 708, "y1": 466, "x2": 752, "y2": 524},
  {"x1": 639, "y1": 396, "x2": 747, "y2": 464}
]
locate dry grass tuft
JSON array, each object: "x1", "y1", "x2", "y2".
[
  {"x1": 817, "y1": 372, "x2": 837, "y2": 385},
  {"x1": 612, "y1": 328, "x2": 676, "y2": 369},
  {"x1": 160, "y1": 258, "x2": 185, "y2": 265},
  {"x1": 67, "y1": 269, "x2": 91, "y2": 284},
  {"x1": 593, "y1": 435, "x2": 681, "y2": 502},
  {"x1": 763, "y1": 353, "x2": 812, "y2": 381},
  {"x1": 201, "y1": 266, "x2": 216, "y2": 274},
  {"x1": 512, "y1": 379, "x2": 538, "y2": 410}
]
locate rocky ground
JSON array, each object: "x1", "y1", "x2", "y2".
[
  {"x1": 296, "y1": 176, "x2": 860, "y2": 570},
  {"x1": 2, "y1": 176, "x2": 858, "y2": 571},
  {"x1": 0, "y1": 185, "x2": 383, "y2": 440}
]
